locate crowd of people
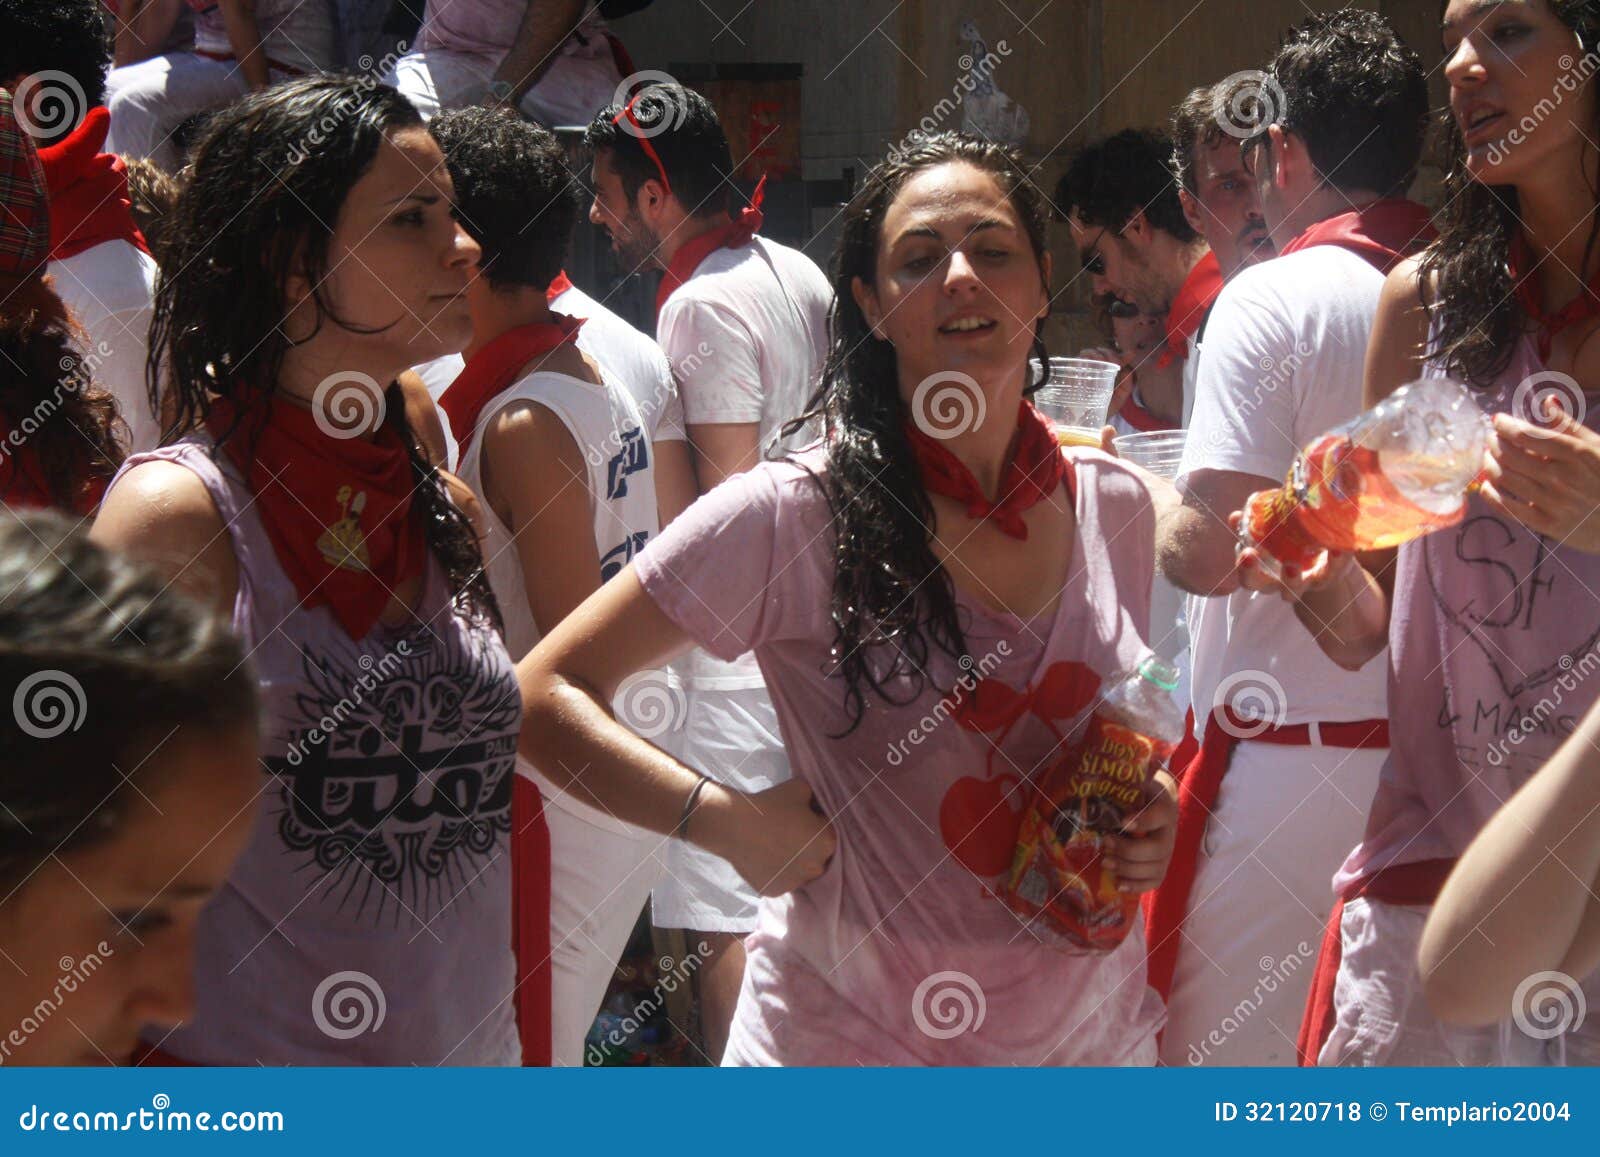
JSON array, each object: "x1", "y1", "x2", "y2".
[{"x1": 2, "y1": 0, "x2": 1599, "y2": 1068}]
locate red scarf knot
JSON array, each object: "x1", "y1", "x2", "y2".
[
  {"x1": 903, "y1": 400, "x2": 1068, "y2": 541},
  {"x1": 654, "y1": 174, "x2": 767, "y2": 318},
  {"x1": 36, "y1": 107, "x2": 151, "y2": 262},
  {"x1": 206, "y1": 389, "x2": 424, "y2": 640},
  {"x1": 1509, "y1": 233, "x2": 1600, "y2": 364}
]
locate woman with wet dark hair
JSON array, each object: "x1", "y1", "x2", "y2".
[
  {"x1": 0, "y1": 510, "x2": 257, "y2": 1066},
  {"x1": 92, "y1": 75, "x2": 530, "y2": 1065},
  {"x1": 1273, "y1": 0, "x2": 1600, "y2": 1065},
  {"x1": 519, "y1": 131, "x2": 1179, "y2": 1066}
]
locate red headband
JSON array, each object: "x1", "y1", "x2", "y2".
[{"x1": 611, "y1": 90, "x2": 673, "y2": 198}]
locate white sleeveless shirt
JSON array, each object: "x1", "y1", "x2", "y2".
[{"x1": 454, "y1": 367, "x2": 660, "y2": 837}]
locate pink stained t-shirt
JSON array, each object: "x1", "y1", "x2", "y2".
[
  {"x1": 1336, "y1": 333, "x2": 1600, "y2": 890},
  {"x1": 633, "y1": 446, "x2": 1167, "y2": 1065}
]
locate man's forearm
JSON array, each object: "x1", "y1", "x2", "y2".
[
  {"x1": 219, "y1": 0, "x2": 271, "y2": 90},
  {"x1": 1290, "y1": 553, "x2": 1391, "y2": 671},
  {"x1": 491, "y1": 0, "x2": 589, "y2": 104},
  {"x1": 1158, "y1": 502, "x2": 1242, "y2": 598}
]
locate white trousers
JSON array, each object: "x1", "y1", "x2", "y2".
[
  {"x1": 1160, "y1": 738, "x2": 1385, "y2": 1066},
  {"x1": 543, "y1": 793, "x2": 667, "y2": 1067}
]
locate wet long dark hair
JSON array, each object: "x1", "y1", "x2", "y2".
[
  {"x1": 783, "y1": 132, "x2": 1051, "y2": 733},
  {"x1": 0, "y1": 278, "x2": 123, "y2": 511},
  {"x1": 149, "y1": 76, "x2": 499, "y2": 628},
  {"x1": 0, "y1": 510, "x2": 256, "y2": 892},
  {"x1": 1421, "y1": 0, "x2": 1600, "y2": 384}
]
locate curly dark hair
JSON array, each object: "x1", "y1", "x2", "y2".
[
  {"x1": 0, "y1": 0, "x2": 109, "y2": 143},
  {"x1": 150, "y1": 75, "x2": 500, "y2": 630},
  {"x1": 430, "y1": 106, "x2": 579, "y2": 293},
  {"x1": 583, "y1": 82, "x2": 734, "y2": 219},
  {"x1": 1422, "y1": 0, "x2": 1600, "y2": 386},
  {"x1": 0, "y1": 278, "x2": 124, "y2": 512},
  {"x1": 1259, "y1": 8, "x2": 1429, "y2": 198},
  {"x1": 1056, "y1": 127, "x2": 1197, "y2": 242},
  {"x1": 0, "y1": 509, "x2": 257, "y2": 892},
  {"x1": 783, "y1": 131, "x2": 1051, "y2": 734}
]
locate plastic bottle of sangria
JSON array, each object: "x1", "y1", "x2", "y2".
[
  {"x1": 1239, "y1": 377, "x2": 1489, "y2": 580},
  {"x1": 1004, "y1": 655, "x2": 1185, "y2": 952}
]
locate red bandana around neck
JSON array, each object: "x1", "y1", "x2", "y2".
[
  {"x1": 1157, "y1": 250, "x2": 1224, "y2": 369},
  {"x1": 654, "y1": 174, "x2": 767, "y2": 318},
  {"x1": 903, "y1": 401, "x2": 1068, "y2": 541},
  {"x1": 36, "y1": 107, "x2": 151, "y2": 262},
  {"x1": 438, "y1": 314, "x2": 585, "y2": 455},
  {"x1": 207, "y1": 391, "x2": 423, "y2": 640},
  {"x1": 1509, "y1": 234, "x2": 1600, "y2": 363},
  {"x1": 546, "y1": 269, "x2": 574, "y2": 300},
  {"x1": 1116, "y1": 385, "x2": 1179, "y2": 433},
  {"x1": 1279, "y1": 197, "x2": 1436, "y2": 275}
]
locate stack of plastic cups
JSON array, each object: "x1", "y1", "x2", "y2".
[{"x1": 1031, "y1": 358, "x2": 1119, "y2": 447}]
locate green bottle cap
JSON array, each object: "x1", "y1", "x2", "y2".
[{"x1": 1136, "y1": 655, "x2": 1180, "y2": 692}]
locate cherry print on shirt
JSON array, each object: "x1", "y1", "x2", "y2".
[{"x1": 937, "y1": 661, "x2": 1102, "y2": 879}]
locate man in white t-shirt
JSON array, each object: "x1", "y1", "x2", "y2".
[
  {"x1": 386, "y1": 0, "x2": 623, "y2": 127},
  {"x1": 584, "y1": 81, "x2": 832, "y2": 1062},
  {"x1": 0, "y1": 0, "x2": 161, "y2": 452},
  {"x1": 1151, "y1": 10, "x2": 1434, "y2": 1066}
]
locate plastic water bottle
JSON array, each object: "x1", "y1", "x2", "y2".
[
  {"x1": 1004, "y1": 655, "x2": 1185, "y2": 952},
  {"x1": 1240, "y1": 377, "x2": 1489, "y2": 579}
]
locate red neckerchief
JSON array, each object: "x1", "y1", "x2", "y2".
[
  {"x1": 1116, "y1": 385, "x2": 1179, "y2": 432},
  {"x1": 1157, "y1": 250, "x2": 1223, "y2": 369},
  {"x1": 36, "y1": 107, "x2": 151, "y2": 262},
  {"x1": 1278, "y1": 197, "x2": 1436, "y2": 275},
  {"x1": 207, "y1": 390, "x2": 423, "y2": 640},
  {"x1": 1509, "y1": 233, "x2": 1600, "y2": 363},
  {"x1": 546, "y1": 269, "x2": 574, "y2": 299},
  {"x1": 903, "y1": 401, "x2": 1067, "y2": 541},
  {"x1": 438, "y1": 314, "x2": 584, "y2": 455},
  {"x1": 654, "y1": 174, "x2": 767, "y2": 318}
]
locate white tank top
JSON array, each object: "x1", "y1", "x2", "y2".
[{"x1": 455, "y1": 368, "x2": 661, "y2": 836}]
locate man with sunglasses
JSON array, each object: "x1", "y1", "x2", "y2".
[
  {"x1": 1058, "y1": 127, "x2": 1221, "y2": 431},
  {"x1": 583, "y1": 82, "x2": 832, "y2": 1063},
  {"x1": 1149, "y1": 9, "x2": 1434, "y2": 1067}
]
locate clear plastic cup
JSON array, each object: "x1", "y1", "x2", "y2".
[
  {"x1": 1032, "y1": 358, "x2": 1119, "y2": 446},
  {"x1": 1112, "y1": 429, "x2": 1188, "y2": 480}
]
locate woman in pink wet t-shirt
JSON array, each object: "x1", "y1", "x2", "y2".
[{"x1": 518, "y1": 131, "x2": 1180, "y2": 1066}]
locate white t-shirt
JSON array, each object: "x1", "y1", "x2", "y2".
[
  {"x1": 454, "y1": 363, "x2": 659, "y2": 835},
  {"x1": 414, "y1": 287, "x2": 686, "y2": 470},
  {"x1": 1176, "y1": 244, "x2": 1390, "y2": 728},
  {"x1": 657, "y1": 235, "x2": 833, "y2": 691},
  {"x1": 49, "y1": 240, "x2": 159, "y2": 454},
  {"x1": 656, "y1": 235, "x2": 832, "y2": 457}
]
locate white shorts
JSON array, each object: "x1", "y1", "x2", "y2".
[
  {"x1": 105, "y1": 53, "x2": 296, "y2": 172},
  {"x1": 384, "y1": 45, "x2": 621, "y2": 128},
  {"x1": 1320, "y1": 896, "x2": 1600, "y2": 1066},
  {"x1": 651, "y1": 683, "x2": 791, "y2": 934},
  {"x1": 1161, "y1": 739, "x2": 1385, "y2": 1066}
]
